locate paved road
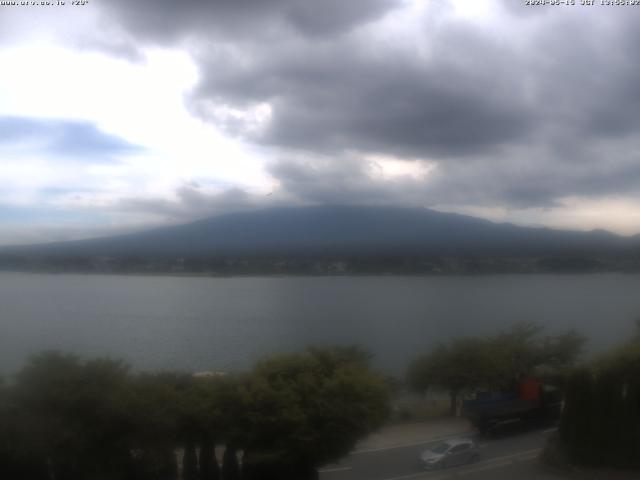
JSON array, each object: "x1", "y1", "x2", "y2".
[{"x1": 320, "y1": 426, "x2": 564, "y2": 480}]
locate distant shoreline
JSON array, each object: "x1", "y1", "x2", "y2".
[
  {"x1": 3, "y1": 249, "x2": 640, "y2": 278},
  {"x1": 2, "y1": 267, "x2": 640, "y2": 279}
]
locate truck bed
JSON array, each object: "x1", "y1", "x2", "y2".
[{"x1": 463, "y1": 398, "x2": 540, "y2": 420}]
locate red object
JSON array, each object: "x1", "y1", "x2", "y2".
[{"x1": 518, "y1": 377, "x2": 542, "y2": 400}]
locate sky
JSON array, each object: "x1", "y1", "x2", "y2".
[{"x1": 2, "y1": 0, "x2": 640, "y2": 245}]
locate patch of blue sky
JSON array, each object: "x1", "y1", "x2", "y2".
[
  {"x1": 38, "y1": 187, "x2": 95, "y2": 198},
  {"x1": 0, "y1": 116, "x2": 44, "y2": 141},
  {"x1": 0, "y1": 205, "x2": 108, "y2": 225},
  {"x1": 188, "y1": 177, "x2": 237, "y2": 189},
  {"x1": 0, "y1": 115, "x2": 143, "y2": 161}
]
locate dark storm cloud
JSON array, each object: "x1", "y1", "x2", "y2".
[
  {"x1": 96, "y1": 0, "x2": 538, "y2": 164},
  {"x1": 96, "y1": 0, "x2": 640, "y2": 212},
  {"x1": 99, "y1": 0, "x2": 397, "y2": 43},
  {"x1": 269, "y1": 157, "x2": 397, "y2": 204},
  {"x1": 189, "y1": 22, "x2": 534, "y2": 158},
  {"x1": 262, "y1": 6, "x2": 640, "y2": 208},
  {"x1": 186, "y1": 6, "x2": 640, "y2": 162},
  {"x1": 427, "y1": 150, "x2": 640, "y2": 209},
  {"x1": 0, "y1": 116, "x2": 141, "y2": 160},
  {"x1": 267, "y1": 156, "x2": 437, "y2": 208}
]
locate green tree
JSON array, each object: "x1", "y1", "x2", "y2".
[
  {"x1": 622, "y1": 375, "x2": 640, "y2": 468},
  {"x1": 595, "y1": 321, "x2": 640, "y2": 378},
  {"x1": 238, "y1": 346, "x2": 390, "y2": 480},
  {"x1": 407, "y1": 324, "x2": 585, "y2": 416},
  {"x1": 12, "y1": 352, "x2": 135, "y2": 480},
  {"x1": 126, "y1": 373, "x2": 183, "y2": 480},
  {"x1": 559, "y1": 368, "x2": 594, "y2": 463},
  {"x1": 492, "y1": 323, "x2": 585, "y2": 386},
  {"x1": 408, "y1": 338, "x2": 501, "y2": 415},
  {"x1": 559, "y1": 321, "x2": 640, "y2": 469},
  {"x1": 1, "y1": 346, "x2": 388, "y2": 480},
  {"x1": 592, "y1": 369, "x2": 627, "y2": 466},
  {"x1": 1, "y1": 377, "x2": 50, "y2": 480}
]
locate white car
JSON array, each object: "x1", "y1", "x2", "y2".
[{"x1": 419, "y1": 438, "x2": 480, "y2": 470}]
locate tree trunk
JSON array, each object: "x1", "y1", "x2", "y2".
[
  {"x1": 199, "y1": 439, "x2": 220, "y2": 480},
  {"x1": 165, "y1": 448, "x2": 179, "y2": 480},
  {"x1": 183, "y1": 442, "x2": 198, "y2": 480},
  {"x1": 221, "y1": 445, "x2": 239, "y2": 480}
]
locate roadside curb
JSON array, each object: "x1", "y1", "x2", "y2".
[{"x1": 351, "y1": 429, "x2": 477, "y2": 455}]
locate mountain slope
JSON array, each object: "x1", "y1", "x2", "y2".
[{"x1": 3, "y1": 205, "x2": 638, "y2": 258}]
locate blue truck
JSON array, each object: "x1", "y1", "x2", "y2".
[{"x1": 462, "y1": 378, "x2": 562, "y2": 435}]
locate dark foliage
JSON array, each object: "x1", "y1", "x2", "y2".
[
  {"x1": 221, "y1": 445, "x2": 240, "y2": 480},
  {"x1": 559, "y1": 330, "x2": 640, "y2": 469},
  {"x1": 0, "y1": 346, "x2": 389, "y2": 480},
  {"x1": 198, "y1": 439, "x2": 220, "y2": 480}
]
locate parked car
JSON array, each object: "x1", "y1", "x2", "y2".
[{"x1": 419, "y1": 438, "x2": 480, "y2": 470}]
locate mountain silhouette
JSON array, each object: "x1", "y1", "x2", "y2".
[{"x1": 4, "y1": 205, "x2": 638, "y2": 258}]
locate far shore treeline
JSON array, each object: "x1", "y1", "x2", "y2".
[{"x1": 2, "y1": 252, "x2": 639, "y2": 276}]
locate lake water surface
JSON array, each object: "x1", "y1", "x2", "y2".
[{"x1": 1, "y1": 272, "x2": 639, "y2": 376}]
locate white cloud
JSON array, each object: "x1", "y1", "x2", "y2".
[
  {"x1": 367, "y1": 154, "x2": 435, "y2": 181},
  {"x1": 434, "y1": 196, "x2": 640, "y2": 236},
  {"x1": 0, "y1": 39, "x2": 279, "y2": 244},
  {"x1": 0, "y1": 44, "x2": 274, "y2": 203}
]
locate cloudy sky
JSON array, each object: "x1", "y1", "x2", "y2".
[{"x1": 2, "y1": 0, "x2": 640, "y2": 245}]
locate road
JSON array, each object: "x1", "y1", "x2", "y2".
[{"x1": 319, "y1": 426, "x2": 565, "y2": 480}]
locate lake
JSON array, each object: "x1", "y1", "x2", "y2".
[{"x1": 1, "y1": 272, "x2": 639, "y2": 377}]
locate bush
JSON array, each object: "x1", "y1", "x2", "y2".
[{"x1": 560, "y1": 363, "x2": 640, "y2": 469}]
